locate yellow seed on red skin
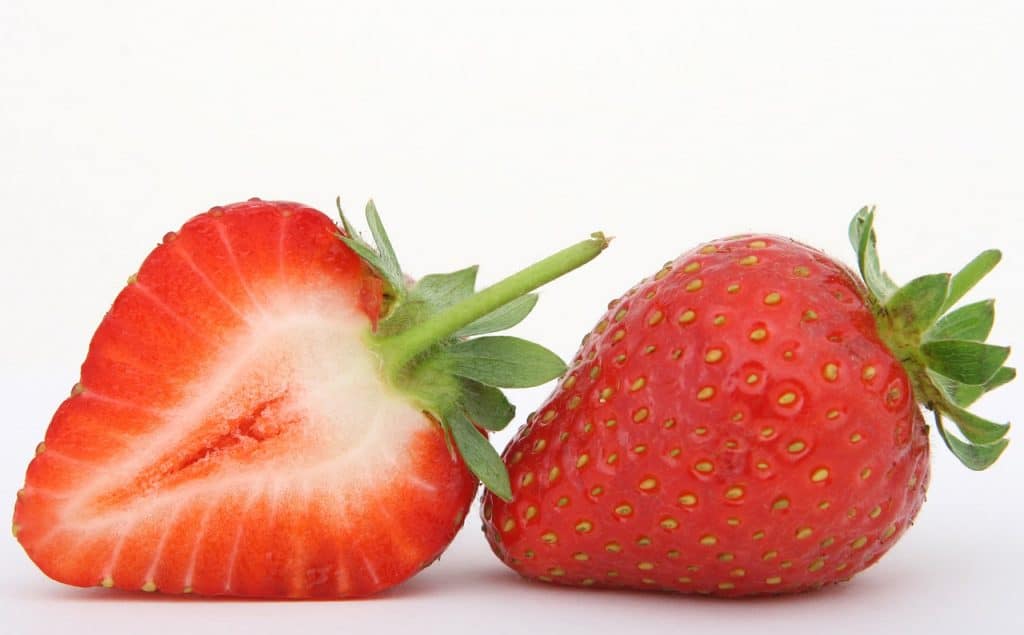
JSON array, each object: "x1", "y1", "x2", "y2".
[
  {"x1": 772, "y1": 498, "x2": 790, "y2": 510},
  {"x1": 574, "y1": 552, "x2": 590, "y2": 561},
  {"x1": 576, "y1": 455, "x2": 589, "y2": 468},
  {"x1": 796, "y1": 527, "x2": 813, "y2": 540},
  {"x1": 850, "y1": 432, "x2": 863, "y2": 443},
  {"x1": 811, "y1": 468, "x2": 829, "y2": 482},
  {"x1": 718, "y1": 552, "x2": 734, "y2": 562},
  {"x1": 822, "y1": 363, "x2": 839, "y2": 381},
  {"x1": 727, "y1": 283, "x2": 741, "y2": 294},
  {"x1": 697, "y1": 387, "x2": 715, "y2": 400},
  {"x1": 679, "y1": 493, "x2": 698, "y2": 506},
  {"x1": 525, "y1": 506, "x2": 537, "y2": 520},
  {"x1": 752, "y1": 531, "x2": 766, "y2": 540},
  {"x1": 567, "y1": 395, "x2": 581, "y2": 410},
  {"x1": 705, "y1": 349, "x2": 724, "y2": 363},
  {"x1": 606, "y1": 542, "x2": 622, "y2": 553},
  {"x1": 639, "y1": 478, "x2": 658, "y2": 491},
  {"x1": 793, "y1": 265, "x2": 810, "y2": 277},
  {"x1": 576, "y1": 520, "x2": 593, "y2": 532},
  {"x1": 638, "y1": 562, "x2": 654, "y2": 571},
  {"x1": 750, "y1": 328, "x2": 767, "y2": 341},
  {"x1": 718, "y1": 582, "x2": 735, "y2": 590},
  {"x1": 749, "y1": 240, "x2": 767, "y2": 248},
  {"x1": 679, "y1": 310, "x2": 696, "y2": 324},
  {"x1": 630, "y1": 377, "x2": 646, "y2": 391},
  {"x1": 700, "y1": 245, "x2": 718, "y2": 254},
  {"x1": 556, "y1": 496, "x2": 569, "y2": 507},
  {"x1": 851, "y1": 536, "x2": 868, "y2": 549},
  {"x1": 764, "y1": 292, "x2": 782, "y2": 305},
  {"x1": 762, "y1": 550, "x2": 778, "y2": 561},
  {"x1": 503, "y1": 519, "x2": 516, "y2": 532},
  {"x1": 699, "y1": 535, "x2": 718, "y2": 546},
  {"x1": 766, "y1": 576, "x2": 782, "y2": 585},
  {"x1": 615, "y1": 504, "x2": 633, "y2": 516},
  {"x1": 739, "y1": 255, "x2": 759, "y2": 266},
  {"x1": 541, "y1": 532, "x2": 558, "y2": 544},
  {"x1": 869, "y1": 506, "x2": 882, "y2": 519},
  {"x1": 660, "y1": 518, "x2": 679, "y2": 530},
  {"x1": 648, "y1": 311, "x2": 664, "y2": 326},
  {"x1": 686, "y1": 279, "x2": 704, "y2": 292},
  {"x1": 695, "y1": 461, "x2": 714, "y2": 473},
  {"x1": 683, "y1": 261, "x2": 701, "y2": 273},
  {"x1": 725, "y1": 486, "x2": 744, "y2": 500},
  {"x1": 778, "y1": 392, "x2": 798, "y2": 406},
  {"x1": 533, "y1": 439, "x2": 546, "y2": 452},
  {"x1": 788, "y1": 441, "x2": 806, "y2": 453}
]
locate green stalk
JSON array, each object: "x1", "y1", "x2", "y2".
[{"x1": 374, "y1": 232, "x2": 610, "y2": 382}]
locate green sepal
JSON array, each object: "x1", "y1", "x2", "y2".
[
  {"x1": 458, "y1": 378, "x2": 516, "y2": 431},
  {"x1": 934, "y1": 412, "x2": 1008, "y2": 471},
  {"x1": 446, "y1": 336, "x2": 567, "y2": 388},
  {"x1": 984, "y1": 366, "x2": 1017, "y2": 392},
  {"x1": 940, "y1": 249, "x2": 1001, "y2": 313},
  {"x1": 363, "y1": 200, "x2": 403, "y2": 293},
  {"x1": 455, "y1": 293, "x2": 539, "y2": 338},
  {"x1": 336, "y1": 198, "x2": 407, "y2": 300},
  {"x1": 849, "y1": 207, "x2": 898, "y2": 302},
  {"x1": 921, "y1": 340, "x2": 1010, "y2": 385},
  {"x1": 848, "y1": 206, "x2": 1012, "y2": 471},
  {"x1": 377, "y1": 266, "x2": 478, "y2": 336},
  {"x1": 447, "y1": 411, "x2": 512, "y2": 501},
  {"x1": 926, "y1": 299, "x2": 995, "y2": 342},
  {"x1": 337, "y1": 202, "x2": 608, "y2": 498},
  {"x1": 884, "y1": 273, "x2": 950, "y2": 334}
]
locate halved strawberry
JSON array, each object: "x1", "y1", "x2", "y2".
[{"x1": 13, "y1": 198, "x2": 607, "y2": 598}]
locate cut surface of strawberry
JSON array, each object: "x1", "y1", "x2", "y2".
[{"x1": 14, "y1": 198, "x2": 607, "y2": 597}]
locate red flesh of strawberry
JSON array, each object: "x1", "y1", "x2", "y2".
[
  {"x1": 482, "y1": 235, "x2": 930, "y2": 595},
  {"x1": 14, "y1": 200, "x2": 477, "y2": 598}
]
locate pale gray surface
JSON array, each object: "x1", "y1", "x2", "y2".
[{"x1": 2, "y1": 1, "x2": 1023, "y2": 633}]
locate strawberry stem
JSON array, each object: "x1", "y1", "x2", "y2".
[{"x1": 374, "y1": 233, "x2": 610, "y2": 383}]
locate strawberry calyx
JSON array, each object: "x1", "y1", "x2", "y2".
[
  {"x1": 337, "y1": 199, "x2": 609, "y2": 499},
  {"x1": 850, "y1": 207, "x2": 1013, "y2": 470}
]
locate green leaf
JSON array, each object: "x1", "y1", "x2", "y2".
[
  {"x1": 884, "y1": 273, "x2": 950, "y2": 334},
  {"x1": 941, "y1": 249, "x2": 1001, "y2": 313},
  {"x1": 377, "y1": 267, "x2": 478, "y2": 336},
  {"x1": 921, "y1": 339, "x2": 1010, "y2": 385},
  {"x1": 984, "y1": 366, "x2": 1016, "y2": 392},
  {"x1": 942, "y1": 402, "x2": 1010, "y2": 445},
  {"x1": 459, "y1": 378, "x2": 516, "y2": 431},
  {"x1": 934, "y1": 413, "x2": 1009, "y2": 471},
  {"x1": 364, "y1": 200, "x2": 403, "y2": 290},
  {"x1": 848, "y1": 207, "x2": 898, "y2": 302},
  {"x1": 455, "y1": 293, "x2": 538, "y2": 338},
  {"x1": 447, "y1": 336, "x2": 567, "y2": 388},
  {"x1": 926, "y1": 368, "x2": 984, "y2": 408},
  {"x1": 448, "y1": 411, "x2": 512, "y2": 500},
  {"x1": 335, "y1": 198, "x2": 408, "y2": 298},
  {"x1": 926, "y1": 299, "x2": 995, "y2": 342},
  {"x1": 414, "y1": 266, "x2": 478, "y2": 306}
]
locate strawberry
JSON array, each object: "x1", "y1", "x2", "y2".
[
  {"x1": 481, "y1": 208, "x2": 1012, "y2": 596},
  {"x1": 13, "y1": 198, "x2": 607, "y2": 598}
]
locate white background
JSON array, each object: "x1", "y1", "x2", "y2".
[{"x1": 1, "y1": 1, "x2": 1022, "y2": 633}]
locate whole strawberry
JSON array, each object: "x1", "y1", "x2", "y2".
[
  {"x1": 14, "y1": 198, "x2": 606, "y2": 597},
  {"x1": 481, "y1": 208, "x2": 1011, "y2": 596}
]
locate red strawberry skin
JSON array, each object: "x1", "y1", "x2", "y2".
[
  {"x1": 14, "y1": 200, "x2": 477, "y2": 598},
  {"x1": 482, "y1": 235, "x2": 929, "y2": 595}
]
